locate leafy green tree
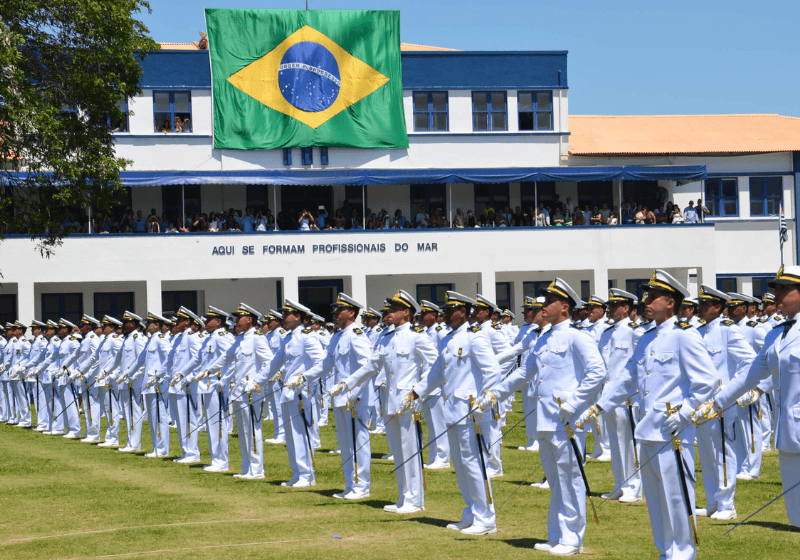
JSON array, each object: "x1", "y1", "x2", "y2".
[{"x1": 0, "y1": 1, "x2": 158, "y2": 256}]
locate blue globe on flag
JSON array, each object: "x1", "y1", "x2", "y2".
[{"x1": 278, "y1": 42, "x2": 341, "y2": 112}]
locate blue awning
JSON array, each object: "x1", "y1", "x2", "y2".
[{"x1": 118, "y1": 165, "x2": 706, "y2": 186}]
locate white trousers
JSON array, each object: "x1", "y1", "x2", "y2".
[
  {"x1": 268, "y1": 382, "x2": 285, "y2": 440},
  {"x1": 283, "y1": 398, "x2": 315, "y2": 483},
  {"x1": 482, "y1": 413, "x2": 503, "y2": 476},
  {"x1": 333, "y1": 405, "x2": 371, "y2": 494},
  {"x1": 81, "y1": 386, "x2": 102, "y2": 439},
  {"x1": 734, "y1": 405, "x2": 762, "y2": 477},
  {"x1": 422, "y1": 395, "x2": 450, "y2": 464},
  {"x1": 590, "y1": 415, "x2": 610, "y2": 454},
  {"x1": 386, "y1": 413, "x2": 423, "y2": 508},
  {"x1": 606, "y1": 407, "x2": 642, "y2": 498},
  {"x1": 449, "y1": 422, "x2": 495, "y2": 528},
  {"x1": 13, "y1": 379, "x2": 31, "y2": 425},
  {"x1": 119, "y1": 387, "x2": 143, "y2": 449},
  {"x1": 170, "y1": 393, "x2": 200, "y2": 461},
  {"x1": 374, "y1": 384, "x2": 387, "y2": 431},
  {"x1": 779, "y1": 451, "x2": 800, "y2": 527},
  {"x1": 760, "y1": 393, "x2": 774, "y2": 451},
  {"x1": 145, "y1": 392, "x2": 170, "y2": 455},
  {"x1": 58, "y1": 384, "x2": 81, "y2": 436},
  {"x1": 98, "y1": 386, "x2": 120, "y2": 443},
  {"x1": 236, "y1": 396, "x2": 264, "y2": 476},
  {"x1": 202, "y1": 391, "x2": 229, "y2": 469},
  {"x1": 640, "y1": 440, "x2": 697, "y2": 560},
  {"x1": 522, "y1": 392, "x2": 537, "y2": 446},
  {"x1": 539, "y1": 432, "x2": 587, "y2": 548},
  {"x1": 695, "y1": 416, "x2": 736, "y2": 511},
  {"x1": 0, "y1": 380, "x2": 8, "y2": 420},
  {"x1": 34, "y1": 381, "x2": 49, "y2": 428}
]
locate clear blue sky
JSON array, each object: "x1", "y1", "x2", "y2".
[{"x1": 140, "y1": 1, "x2": 799, "y2": 117}]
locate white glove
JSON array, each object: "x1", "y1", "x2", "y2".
[
  {"x1": 737, "y1": 390, "x2": 759, "y2": 407},
  {"x1": 476, "y1": 391, "x2": 497, "y2": 412},
  {"x1": 664, "y1": 405, "x2": 692, "y2": 434},
  {"x1": 575, "y1": 405, "x2": 601, "y2": 429},
  {"x1": 69, "y1": 371, "x2": 81, "y2": 382},
  {"x1": 409, "y1": 394, "x2": 422, "y2": 414},
  {"x1": 346, "y1": 392, "x2": 359, "y2": 408},
  {"x1": 244, "y1": 380, "x2": 256, "y2": 394},
  {"x1": 691, "y1": 401, "x2": 722, "y2": 424},
  {"x1": 558, "y1": 400, "x2": 577, "y2": 425},
  {"x1": 330, "y1": 381, "x2": 348, "y2": 397},
  {"x1": 213, "y1": 380, "x2": 223, "y2": 393}
]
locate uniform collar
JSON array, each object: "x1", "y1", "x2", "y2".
[
  {"x1": 551, "y1": 319, "x2": 570, "y2": 331},
  {"x1": 657, "y1": 315, "x2": 678, "y2": 332},
  {"x1": 737, "y1": 316, "x2": 748, "y2": 326},
  {"x1": 290, "y1": 324, "x2": 305, "y2": 334},
  {"x1": 395, "y1": 322, "x2": 411, "y2": 332},
  {"x1": 612, "y1": 317, "x2": 631, "y2": 328},
  {"x1": 454, "y1": 321, "x2": 470, "y2": 334}
]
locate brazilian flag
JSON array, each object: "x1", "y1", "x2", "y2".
[{"x1": 205, "y1": 9, "x2": 408, "y2": 150}]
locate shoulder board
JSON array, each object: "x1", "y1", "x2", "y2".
[
  {"x1": 605, "y1": 319, "x2": 614, "y2": 324},
  {"x1": 412, "y1": 326, "x2": 425, "y2": 333},
  {"x1": 279, "y1": 328, "x2": 286, "y2": 334},
  {"x1": 302, "y1": 328, "x2": 312, "y2": 334},
  {"x1": 69, "y1": 336, "x2": 78, "y2": 340},
  {"x1": 158, "y1": 334, "x2": 165, "y2": 338},
  {"x1": 376, "y1": 326, "x2": 383, "y2": 332},
  {"x1": 218, "y1": 330, "x2": 226, "y2": 336},
  {"x1": 676, "y1": 321, "x2": 693, "y2": 329},
  {"x1": 198, "y1": 333, "x2": 204, "y2": 338},
  {"x1": 353, "y1": 328, "x2": 363, "y2": 335},
  {"x1": 255, "y1": 330, "x2": 263, "y2": 335},
  {"x1": 133, "y1": 333, "x2": 138, "y2": 338},
  {"x1": 320, "y1": 331, "x2": 327, "y2": 336},
  {"x1": 435, "y1": 325, "x2": 443, "y2": 331},
  {"x1": 721, "y1": 319, "x2": 735, "y2": 326},
  {"x1": 758, "y1": 317, "x2": 768, "y2": 323},
  {"x1": 677, "y1": 318, "x2": 688, "y2": 324},
  {"x1": 492, "y1": 324, "x2": 502, "y2": 330},
  {"x1": 571, "y1": 323, "x2": 585, "y2": 329},
  {"x1": 112, "y1": 334, "x2": 119, "y2": 338},
  {"x1": 698, "y1": 319, "x2": 707, "y2": 326},
  {"x1": 628, "y1": 323, "x2": 637, "y2": 329},
  {"x1": 644, "y1": 326, "x2": 657, "y2": 334},
  {"x1": 469, "y1": 326, "x2": 482, "y2": 333},
  {"x1": 747, "y1": 321, "x2": 758, "y2": 327}
]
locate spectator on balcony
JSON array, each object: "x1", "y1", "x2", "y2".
[
  {"x1": 453, "y1": 208, "x2": 465, "y2": 228},
  {"x1": 644, "y1": 206, "x2": 656, "y2": 224},
  {"x1": 317, "y1": 206, "x2": 327, "y2": 229},
  {"x1": 158, "y1": 214, "x2": 168, "y2": 232},
  {"x1": 634, "y1": 205, "x2": 646, "y2": 224},
  {"x1": 534, "y1": 206, "x2": 548, "y2": 227},
  {"x1": 167, "y1": 223, "x2": 178, "y2": 233},
  {"x1": 467, "y1": 214, "x2": 477, "y2": 228},
  {"x1": 393, "y1": 209, "x2": 407, "y2": 228},
  {"x1": 207, "y1": 212, "x2": 218, "y2": 232},
  {"x1": 133, "y1": 210, "x2": 146, "y2": 232},
  {"x1": 483, "y1": 201, "x2": 495, "y2": 218},
  {"x1": 173, "y1": 116, "x2": 183, "y2": 133},
  {"x1": 241, "y1": 208, "x2": 254, "y2": 232},
  {"x1": 146, "y1": 215, "x2": 160, "y2": 233},
  {"x1": 182, "y1": 117, "x2": 191, "y2": 133},
  {"x1": 537, "y1": 203, "x2": 551, "y2": 225},
  {"x1": 621, "y1": 202, "x2": 634, "y2": 224},
  {"x1": 670, "y1": 204, "x2": 685, "y2": 224},
  {"x1": 552, "y1": 208, "x2": 565, "y2": 226},
  {"x1": 582, "y1": 205, "x2": 592, "y2": 224},
  {"x1": 298, "y1": 210, "x2": 313, "y2": 231},
  {"x1": 683, "y1": 200, "x2": 698, "y2": 223},
  {"x1": 697, "y1": 199, "x2": 710, "y2": 222},
  {"x1": 566, "y1": 197, "x2": 575, "y2": 215},
  {"x1": 607, "y1": 211, "x2": 619, "y2": 226},
  {"x1": 564, "y1": 210, "x2": 573, "y2": 226},
  {"x1": 415, "y1": 205, "x2": 429, "y2": 228},
  {"x1": 590, "y1": 206, "x2": 603, "y2": 225},
  {"x1": 600, "y1": 203, "x2": 611, "y2": 224}
]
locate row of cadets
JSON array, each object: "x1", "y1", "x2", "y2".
[
  {"x1": 694, "y1": 264, "x2": 800, "y2": 529},
  {"x1": 597, "y1": 288, "x2": 642, "y2": 503},
  {"x1": 262, "y1": 309, "x2": 287, "y2": 445},
  {"x1": 331, "y1": 290, "x2": 438, "y2": 513},
  {"x1": 131, "y1": 311, "x2": 174, "y2": 457},
  {"x1": 360, "y1": 307, "x2": 386, "y2": 436},
  {"x1": 1, "y1": 322, "x2": 21, "y2": 425},
  {"x1": 103, "y1": 312, "x2": 146, "y2": 452},
  {"x1": 413, "y1": 291, "x2": 502, "y2": 535},
  {"x1": 94, "y1": 316, "x2": 124, "y2": 446},
  {"x1": 0, "y1": 324, "x2": 7, "y2": 422},
  {"x1": 204, "y1": 303, "x2": 274, "y2": 479},
  {"x1": 8, "y1": 320, "x2": 42, "y2": 428},
  {"x1": 188, "y1": 306, "x2": 236, "y2": 471},
  {"x1": 583, "y1": 295, "x2": 611, "y2": 461},
  {"x1": 480, "y1": 278, "x2": 606, "y2": 556},
  {"x1": 578, "y1": 270, "x2": 718, "y2": 560},
  {"x1": 70, "y1": 315, "x2": 103, "y2": 442},
  {"x1": 471, "y1": 294, "x2": 511, "y2": 478},
  {"x1": 691, "y1": 286, "x2": 757, "y2": 520},
  {"x1": 34, "y1": 320, "x2": 63, "y2": 434},
  {"x1": 677, "y1": 298, "x2": 704, "y2": 328},
  {"x1": 320, "y1": 293, "x2": 373, "y2": 499},
  {"x1": 417, "y1": 300, "x2": 451, "y2": 469},
  {"x1": 370, "y1": 303, "x2": 393, "y2": 441},
  {"x1": 306, "y1": 312, "x2": 329, "y2": 444},
  {"x1": 500, "y1": 309, "x2": 520, "y2": 341}
]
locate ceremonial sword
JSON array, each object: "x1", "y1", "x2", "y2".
[
  {"x1": 625, "y1": 398, "x2": 639, "y2": 469},
  {"x1": 667, "y1": 401, "x2": 699, "y2": 547},
  {"x1": 470, "y1": 396, "x2": 492, "y2": 505},
  {"x1": 297, "y1": 392, "x2": 315, "y2": 470},
  {"x1": 558, "y1": 397, "x2": 599, "y2": 524}
]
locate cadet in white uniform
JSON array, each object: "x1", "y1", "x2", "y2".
[
  {"x1": 189, "y1": 306, "x2": 235, "y2": 472},
  {"x1": 482, "y1": 279, "x2": 606, "y2": 557},
  {"x1": 417, "y1": 300, "x2": 451, "y2": 469},
  {"x1": 19, "y1": 320, "x2": 48, "y2": 429},
  {"x1": 597, "y1": 288, "x2": 642, "y2": 503},
  {"x1": 333, "y1": 290, "x2": 438, "y2": 513},
  {"x1": 167, "y1": 307, "x2": 204, "y2": 463},
  {"x1": 582, "y1": 270, "x2": 717, "y2": 560},
  {"x1": 95, "y1": 317, "x2": 124, "y2": 446},
  {"x1": 583, "y1": 295, "x2": 611, "y2": 461},
  {"x1": 9, "y1": 322, "x2": 32, "y2": 427},
  {"x1": 105, "y1": 312, "x2": 146, "y2": 452},
  {"x1": 416, "y1": 291, "x2": 500, "y2": 535},
  {"x1": 318, "y1": 293, "x2": 373, "y2": 499},
  {"x1": 34, "y1": 321, "x2": 63, "y2": 434},
  {"x1": 263, "y1": 310, "x2": 287, "y2": 445},
  {"x1": 694, "y1": 264, "x2": 800, "y2": 528},
  {"x1": 55, "y1": 319, "x2": 82, "y2": 439},
  {"x1": 0, "y1": 325, "x2": 8, "y2": 423},
  {"x1": 69, "y1": 315, "x2": 103, "y2": 442}
]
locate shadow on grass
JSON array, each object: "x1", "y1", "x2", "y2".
[
  {"x1": 408, "y1": 517, "x2": 452, "y2": 528},
  {"x1": 724, "y1": 520, "x2": 800, "y2": 533},
  {"x1": 502, "y1": 537, "x2": 550, "y2": 549}
]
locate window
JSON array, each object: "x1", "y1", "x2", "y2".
[
  {"x1": 298, "y1": 279, "x2": 344, "y2": 323},
  {"x1": 495, "y1": 282, "x2": 511, "y2": 310},
  {"x1": 518, "y1": 91, "x2": 553, "y2": 131},
  {"x1": 523, "y1": 281, "x2": 548, "y2": 299},
  {"x1": 106, "y1": 98, "x2": 128, "y2": 132},
  {"x1": 716, "y1": 277, "x2": 737, "y2": 293},
  {"x1": 472, "y1": 92, "x2": 507, "y2": 131},
  {"x1": 623, "y1": 180, "x2": 660, "y2": 211},
  {"x1": 752, "y1": 275, "x2": 773, "y2": 298},
  {"x1": 416, "y1": 284, "x2": 452, "y2": 307},
  {"x1": 577, "y1": 181, "x2": 613, "y2": 211},
  {"x1": 749, "y1": 177, "x2": 782, "y2": 216},
  {"x1": 705, "y1": 178, "x2": 738, "y2": 217},
  {"x1": 301, "y1": 147, "x2": 313, "y2": 165},
  {"x1": 41, "y1": 293, "x2": 83, "y2": 324},
  {"x1": 580, "y1": 281, "x2": 590, "y2": 301},
  {"x1": 413, "y1": 92, "x2": 448, "y2": 131},
  {"x1": 283, "y1": 148, "x2": 292, "y2": 165},
  {"x1": 153, "y1": 91, "x2": 192, "y2": 133},
  {"x1": 320, "y1": 147, "x2": 329, "y2": 165},
  {"x1": 162, "y1": 291, "x2": 197, "y2": 314},
  {"x1": 162, "y1": 186, "x2": 201, "y2": 225},
  {"x1": 411, "y1": 184, "x2": 446, "y2": 222},
  {"x1": 0, "y1": 294, "x2": 17, "y2": 326},
  {"x1": 94, "y1": 292, "x2": 134, "y2": 320},
  {"x1": 474, "y1": 183, "x2": 510, "y2": 216},
  {"x1": 625, "y1": 279, "x2": 647, "y2": 304}
]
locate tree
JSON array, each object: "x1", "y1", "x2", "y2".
[{"x1": 0, "y1": 1, "x2": 158, "y2": 256}]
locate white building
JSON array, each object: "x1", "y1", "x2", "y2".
[{"x1": 2, "y1": 42, "x2": 799, "y2": 324}]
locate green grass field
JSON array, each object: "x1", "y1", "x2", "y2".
[{"x1": 0, "y1": 397, "x2": 797, "y2": 559}]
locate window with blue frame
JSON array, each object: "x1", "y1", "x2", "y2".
[
  {"x1": 162, "y1": 291, "x2": 197, "y2": 314},
  {"x1": 411, "y1": 184, "x2": 446, "y2": 221},
  {"x1": 518, "y1": 91, "x2": 553, "y2": 131},
  {"x1": 416, "y1": 284, "x2": 452, "y2": 307},
  {"x1": 716, "y1": 277, "x2": 737, "y2": 294},
  {"x1": 104, "y1": 98, "x2": 129, "y2": 132},
  {"x1": 625, "y1": 279, "x2": 648, "y2": 304},
  {"x1": 94, "y1": 292, "x2": 134, "y2": 320},
  {"x1": 41, "y1": 293, "x2": 83, "y2": 324},
  {"x1": 153, "y1": 91, "x2": 192, "y2": 133},
  {"x1": 0, "y1": 294, "x2": 17, "y2": 326},
  {"x1": 472, "y1": 92, "x2": 507, "y2": 131},
  {"x1": 580, "y1": 281, "x2": 590, "y2": 301},
  {"x1": 749, "y1": 177, "x2": 782, "y2": 216},
  {"x1": 705, "y1": 178, "x2": 738, "y2": 216},
  {"x1": 495, "y1": 282, "x2": 511, "y2": 310},
  {"x1": 751, "y1": 275, "x2": 774, "y2": 299},
  {"x1": 301, "y1": 147, "x2": 313, "y2": 165},
  {"x1": 523, "y1": 281, "x2": 548, "y2": 299},
  {"x1": 413, "y1": 92, "x2": 448, "y2": 131}
]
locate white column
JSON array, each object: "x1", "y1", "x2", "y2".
[
  {"x1": 479, "y1": 270, "x2": 496, "y2": 297},
  {"x1": 696, "y1": 262, "x2": 717, "y2": 292},
  {"x1": 740, "y1": 276, "x2": 753, "y2": 297},
  {"x1": 512, "y1": 279, "x2": 524, "y2": 317},
  {"x1": 146, "y1": 278, "x2": 162, "y2": 314},
  {"x1": 17, "y1": 281, "x2": 35, "y2": 326},
  {"x1": 283, "y1": 274, "x2": 299, "y2": 302},
  {"x1": 591, "y1": 267, "x2": 609, "y2": 296},
  {"x1": 350, "y1": 274, "x2": 368, "y2": 326}
]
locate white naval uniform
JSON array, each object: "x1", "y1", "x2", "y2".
[
  {"x1": 315, "y1": 323, "x2": 372, "y2": 494},
  {"x1": 0, "y1": 336, "x2": 9, "y2": 422},
  {"x1": 96, "y1": 333, "x2": 124, "y2": 443},
  {"x1": 10, "y1": 336, "x2": 32, "y2": 426},
  {"x1": 599, "y1": 316, "x2": 716, "y2": 560},
  {"x1": 264, "y1": 327, "x2": 286, "y2": 442},
  {"x1": 206, "y1": 327, "x2": 275, "y2": 477},
  {"x1": 586, "y1": 319, "x2": 611, "y2": 456},
  {"x1": 416, "y1": 321, "x2": 501, "y2": 529},
  {"x1": 267, "y1": 326, "x2": 326, "y2": 485},
  {"x1": 344, "y1": 322, "x2": 438, "y2": 509},
  {"x1": 368, "y1": 325, "x2": 387, "y2": 432},
  {"x1": 34, "y1": 336, "x2": 63, "y2": 432},
  {"x1": 492, "y1": 320, "x2": 606, "y2": 550},
  {"x1": 476, "y1": 319, "x2": 511, "y2": 477},
  {"x1": 73, "y1": 331, "x2": 102, "y2": 440},
  {"x1": 18, "y1": 334, "x2": 49, "y2": 428},
  {"x1": 168, "y1": 329, "x2": 204, "y2": 461},
  {"x1": 127, "y1": 331, "x2": 172, "y2": 456},
  {"x1": 56, "y1": 334, "x2": 82, "y2": 437},
  {"x1": 714, "y1": 313, "x2": 800, "y2": 527},
  {"x1": 755, "y1": 315, "x2": 778, "y2": 451},
  {"x1": 496, "y1": 322, "x2": 541, "y2": 448},
  {"x1": 597, "y1": 317, "x2": 641, "y2": 499},
  {"x1": 696, "y1": 317, "x2": 755, "y2": 513},
  {"x1": 105, "y1": 331, "x2": 146, "y2": 449},
  {"x1": 736, "y1": 318, "x2": 767, "y2": 476},
  {"x1": 192, "y1": 328, "x2": 235, "y2": 468},
  {"x1": 421, "y1": 324, "x2": 450, "y2": 465},
  {"x1": 315, "y1": 329, "x2": 331, "y2": 430}
]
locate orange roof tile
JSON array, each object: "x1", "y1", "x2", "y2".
[
  {"x1": 569, "y1": 114, "x2": 800, "y2": 155},
  {"x1": 157, "y1": 41, "x2": 457, "y2": 52}
]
